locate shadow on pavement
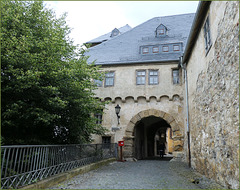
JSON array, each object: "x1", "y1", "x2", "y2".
[{"x1": 142, "y1": 155, "x2": 173, "y2": 161}]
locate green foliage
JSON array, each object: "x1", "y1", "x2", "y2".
[{"x1": 1, "y1": 0, "x2": 106, "y2": 145}]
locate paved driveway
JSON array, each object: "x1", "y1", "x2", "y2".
[{"x1": 49, "y1": 159, "x2": 202, "y2": 189}]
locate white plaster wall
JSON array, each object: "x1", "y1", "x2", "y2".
[
  {"x1": 94, "y1": 62, "x2": 183, "y2": 102},
  {"x1": 91, "y1": 62, "x2": 184, "y2": 144}
]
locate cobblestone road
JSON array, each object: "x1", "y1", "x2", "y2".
[{"x1": 49, "y1": 157, "x2": 224, "y2": 189}]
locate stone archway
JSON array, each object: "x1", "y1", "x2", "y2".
[{"x1": 123, "y1": 109, "x2": 184, "y2": 158}]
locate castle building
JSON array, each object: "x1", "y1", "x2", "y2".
[{"x1": 85, "y1": 1, "x2": 239, "y2": 189}]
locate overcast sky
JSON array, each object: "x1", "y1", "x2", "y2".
[{"x1": 44, "y1": 1, "x2": 199, "y2": 46}]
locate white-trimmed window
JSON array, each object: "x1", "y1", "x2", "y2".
[
  {"x1": 172, "y1": 69, "x2": 180, "y2": 84},
  {"x1": 136, "y1": 70, "x2": 146, "y2": 85},
  {"x1": 204, "y1": 16, "x2": 212, "y2": 53},
  {"x1": 142, "y1": 47, "x2": 149, "y2": 54},
  {"x1": 162, "y1": 46, "x2": 169, "y2": 52},
  {"x1": 158, "y1": 29, "x2": 164, "y2": 35},
  {"x1": 149, "y1": 70, "x2": 158, "y2": 85},
  {"x1": 105, "y1": 72, "x2": 114, "y2": 87},
  {"x1": 153, "y1": 47, "x2": 159, "y2": 53},
  {"x1": 173, "y1": 45, "x2": 180, "y2": 51}
]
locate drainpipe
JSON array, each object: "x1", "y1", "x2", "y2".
[{"x1": 180, "y1": 56, "x2": 191, "y2": 168}]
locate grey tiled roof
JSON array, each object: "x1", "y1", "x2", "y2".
[
  {"x1": 85, "y1": 24, "x2": 132, "y2": 44},
  {"x1": 86, "y1": 13, "x2": 195, "y2": 65}
]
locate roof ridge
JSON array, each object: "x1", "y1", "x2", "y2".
[
  {"x1": 96, "y1": 13, "x2": 196, "y2": 44},
  {"x1": 159, "y1": 12, "x2": 195, "y2": 18}
]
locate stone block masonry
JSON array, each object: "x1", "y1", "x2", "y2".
[{"x1": 189, "y1": 1, "x2": 239, "y2": 189}]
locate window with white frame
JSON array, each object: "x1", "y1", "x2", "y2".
[
  {"x1": 149, "y1": 70, "x2": 158, "y2": 85},
  {"x1": 105, "y1": 72, "x2": 114, "y2": 87},
  {"x1": 204, "y1": 16, "x2": 212, "y2": 53},
  {"x1": 162, "y1": 46, "x2": 169, "y2": 52},
  {"x1": 153, "y1": 47, "x2": 159, "y2": 53},
  {"x1": 172, "y1": 69, "x2": 180, "y2": 84},
  {"x1": 156, "y1": 24, "x2": 167, "y2": 37},
  {"x1": 173, "y1": 45, "x2": 180, "y2": 51},
  {"x1": 142, "y1": 47, "x2": 149, "y2": 54},
  {"x1": 159, "y1": 29, "x2": 164, "y2": 35},
  {"x1": 136, "y1": 70, "x2": 146, "y2": 85}
]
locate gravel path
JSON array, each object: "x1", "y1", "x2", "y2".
[{"x1": 49, "y1": 159, "x2": 203, "y2": 189}]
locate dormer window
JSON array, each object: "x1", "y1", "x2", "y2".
[
  {"x1": 142, "y1": 47, "x2": 149, "y2": 54},
  {"x1": 153, "y1": 47, "x2": 159, "y2": 53},
  {"x1": 110, "y1": 28, "x2": 120, "y2": 37},
  {"x1": 159, "y1": 29, "x2": 164, "y2": 35},
  {"x1": 155, "y1": 24, "x2": 168, "y2": 37},
  {"x1": 162, "y1": 46, "x2": 169, "y2": 52},
  {"x1": 173, "y1": 45, "x2": 180, "y2": 51}
]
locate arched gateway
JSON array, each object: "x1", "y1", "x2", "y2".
[{"x1": 122, "y1": 109, "x2": 184, "y2": 159}]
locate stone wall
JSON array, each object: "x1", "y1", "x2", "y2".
[
  {"x1": 91, "y1": 97, "x2": 184, "y2": 144},
  {"x1": 188, "y1": 1, "x2": 239, "y2": 189},
  {"x1": 123, "y1": 108, "x2": 184, "y2": 158}
]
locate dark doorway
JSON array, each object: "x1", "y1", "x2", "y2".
[{"x1": 134, "y1": 116, "x2": 172, "y2": 159}]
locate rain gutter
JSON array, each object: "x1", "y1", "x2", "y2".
[{"x1": 179, "y1": 1, "x2": 211, "y2": 168}]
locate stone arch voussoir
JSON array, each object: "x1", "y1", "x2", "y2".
[
  {"x1": 123, "y1": 109, "x2": 183, "y2": 157},
  {"x1": 125, "y1": 109, "x2": 180, "y2": 137}
]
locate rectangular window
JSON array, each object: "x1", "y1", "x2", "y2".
[
  {"x1": 102, "y1": 136, "x2": 111, "y2": 148},
  {"x1": 94, "y1": 111, "x2": 103, "y2": 124},
  {"x1": 173, "y1": 45, "x2": 180, "y2": 51},
  {"x1": 173, "y1": 69, "x2": 180, "y2": 84},
  {"x1": 149, "y1": 70, "x2": 158, "y2": 85},
  {"x1": 204, "y1": 16, "x2": 212, "y2": 53},
  {"x1": 159, "y1": 29, "x2": 164, "y2": 35},
  {"x1": 142, "y1": 47, "x2": 149, "y2": 54},
  {"x1": 153, "y1": 47, "x2": 159, "y2": 53},
  {"x1": 136, "y1": 70, "x2": 146, "y2": 85},
  {"x1": 105, "y1": 72, "x2": 114, "y2": 87},
  {"x1": 162, "y1": 46, "x2": 169, "y2": 52}
]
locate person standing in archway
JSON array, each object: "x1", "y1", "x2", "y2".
[{"x1": 159, "y1": 143, "x2": 166, "y2": 158}]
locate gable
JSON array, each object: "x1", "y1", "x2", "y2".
[{"x1": 155, "y1": 24, "x2": 168, "y2": 37}]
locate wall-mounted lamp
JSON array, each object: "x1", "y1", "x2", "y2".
[{"x1": 115, "y1": 104, "x2": 121, "y2": 125}]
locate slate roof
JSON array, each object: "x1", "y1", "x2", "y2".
[
  {"x1": 85, "y1": 24, "x2": 132, "y2": 44},
  {"x1": 86, "y1": 13, "x2": 195, "y2": 65}
]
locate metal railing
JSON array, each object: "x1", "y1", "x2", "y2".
[{"x1": 1, "y1": 143, "x2": 118, "y2": 189}]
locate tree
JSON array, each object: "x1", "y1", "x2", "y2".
[{"x1": 1, "y1": 0, "x2": 106, "y2": 145}]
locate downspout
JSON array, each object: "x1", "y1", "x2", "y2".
[{"x1": 180, "y1": 56, "x2": 191, "y2": 168}]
